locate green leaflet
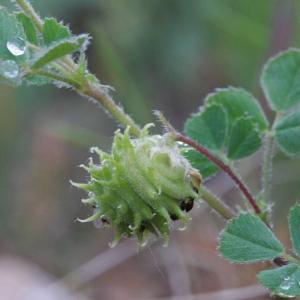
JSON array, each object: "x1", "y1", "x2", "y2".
[
  {"x1": 0, "y1": 7, "x2": 26, "y2": 62},
  {"x1": 184, "y1": 103, "x2": 228, "y2": 151},
  {"x1": 184, "y1": 103, "x2": 226, "y2": 178},
  {"x1": 43, "y1": 18, "x2": 71, "y2": 45},
  {"x1": 205, "y1": 87, "x2": 268, "y2": 131},
  {"x1": 227, "y1": 117, "x2": 261, "y2": 160},
  {"x1": 31, "y1": 35, "x2": 89, "y2": 69},
  {"x1": 275, "y1": 110, "x2": 300, "y2": 156},
  {"x1": 16, "y1": 12, "x2": 38, "y2": 45},
  {"x1": 257, "y1": 264, "x2": 300, "y2": 297},
  {"x1": 219, "y1": 213, "x2": 284, "y2": 263},
  {"x1": 184, "y1": 87, "x2": 267, "y2": 176},
  {"x1": 261, "y1": 49, "x2": 300, "y2": 112},
  {"x1": 289, "y1": 204, "x2": 300, "y2": 257},
  {"x1": 183, "y1": 149, "x2": 219, "y2": 179}
]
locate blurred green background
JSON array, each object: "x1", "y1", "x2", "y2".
[{"x1": 1, "y1": 1, "x2": 300, "y2": 299}]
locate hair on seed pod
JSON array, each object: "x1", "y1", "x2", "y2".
[{"x1": 72, "y1": 124, "x2": 202, "y2": 247}]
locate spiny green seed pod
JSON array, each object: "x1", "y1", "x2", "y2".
[{"x1": 72, "y1": 125, "x2": 202, "y2": 247}]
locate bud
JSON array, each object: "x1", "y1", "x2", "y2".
[{"x1": 72, "y1": 125, "x2": 201, "y2": 247}]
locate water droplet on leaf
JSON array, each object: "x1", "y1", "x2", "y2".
[
  {"x1": 7, "y1": 37, "x2": 26, "y2": 56},
  {"x1": 140, "y1": 240, "x2": 148, "y2": 247},
  {"x1": 0, "y1": 60, "x2": 19, "y2": 79},
  {"x1": 178, "y1": 224, "x2": 187, "y2": 231},
  {"x1": 280, "y1": 277, "x2": 291, "y2": 291}
]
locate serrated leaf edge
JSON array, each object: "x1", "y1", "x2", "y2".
[
  {"x1": 31, "y1": 34, "x2": 90, "y2": 69},
  {"x1": 227, "y1": 115, "x2": 262, "y2": 160},
  {"x1": 288, "y1": 203, "x2": 300, "y2": 257},
  {"x1": 257, "y1": 263, "x2": 300, "y2": 297},
  {"x1": 203, "y1": 86, "x2": 269, "y2": 130},
  {"x1": 218, "y1": 213, "x2": 284, "y2": 264},
  {"x1": 274, "y1": 109, "x2": 300, "y2": 158},
  {"x1": 184, "y1": 102, "x2": 228, "y2": 151}
]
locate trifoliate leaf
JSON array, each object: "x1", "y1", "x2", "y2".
[
  {"x1": 227, "y1": 117, "x2": 262, "y2": 160},
  {"x1": 184, "y1": 103, "x2": 228, "y2": 151},
  {"x1": 219, "y1": 213, "x2": 284, "y2": 263},
  {"x1": 289, "y1": 204, "x2": 300, "y2": 257},
  {"x1": 275, "y1": 110, "x2": 300, "y2": 156},
  {"x1": 261, "y1": 49, "x2": 300, "y2": 112},
  {"x1": 16, "y1": 12, "x2": 38, "y2": 45},
  {"x1": 257, "y1": 263, "x2": 300, "y2": 298},
  {"x1": 43, "y1": 18, "x2": 71, "y2": 45},
  {"x1": 205, "y1": 87, "x2": 268, "y2": 131},
  {"x1": 31, "y1": 35, "x2": 88, "y2": 69}
]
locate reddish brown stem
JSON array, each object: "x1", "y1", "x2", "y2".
[
  {"x1": 176, "y1": 133, "x2": 289, "y2": 267},
  {"x1": 176, "y1": 133, "x2": 261, "y2": 215}
]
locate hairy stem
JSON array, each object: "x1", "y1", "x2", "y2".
[
  {"x1": 34, "y1": 69, "x2": 142, "y2": 136},
  {"x1": 14, "y1": 0, "x2": 43, "y2": 31},
  {"x1": 15, "y1": 0, "x2": 142, "y2": 137},
  {"x1": 176, "y1": 133, "x2": 261, "y2": 215},
  {"x1": 261, "y1": 113, "x2": 281, "y2": 205},
  {"x1": 81, "y1": 83, "x2": 141, "y2": 137},
  {"x1": 262, "y1": 131, "x2": 275, "y2": 204},
  {"x1": 199, "y1": 186, "x2": 235, "y2": 219}
]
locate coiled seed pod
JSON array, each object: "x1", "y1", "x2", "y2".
[{"x1": 72, "y1": 125, "x2": 201, "y2": 247}]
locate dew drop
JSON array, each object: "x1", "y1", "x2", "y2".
[
  {"x1": 178, "y1": 224, "x2": 188, "y2": 231},
  {"x1": 140, "y1": 240, "x2": 148, "y2": 247},
  {"x1": 280, "y1": 277, "x2": 291, "y2": 291},
  {"x1": 108, "y1": 241, "x2": 116, "y2": 248},
  {"x1": 128, "y1": 224, "x2": 136, "y2": 230},
  {"x1": 277, "y1": 292, "x2": 294, "y2": 298},
  {"x1": 0, "y1": 60, "x2": 19, "y2": 79},
  {"x1": 7, "y1": 37, "x2": 26, "y2": 56},
  {"x1": 163, "y1": 239, "x2": 169, "y2": 247}
]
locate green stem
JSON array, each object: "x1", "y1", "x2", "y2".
[
  {"x1": 16, "y1": 1, "x2": 142, "y2": 137},
  {"x1": 176, "y1": 133, "x2": 262, "y2": 215},
  {"x1": 81, "y1": 83, "x2": 141, "y2": 137},
  {"x1": 32, "y1": 69, "x2": 141, "y2": 136},
  {"x1": 261, "y1": 113, "x2": 281, "y2": 205},
  {"x1": 262, "y1": 131, "x2": 275, "y2": 204},
  {"x1": 199, "y1": 186, "x2": 235, "y2": 220},
  {"x1": 14, "y1": 0, "x2": 43, "y2": 32}
]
